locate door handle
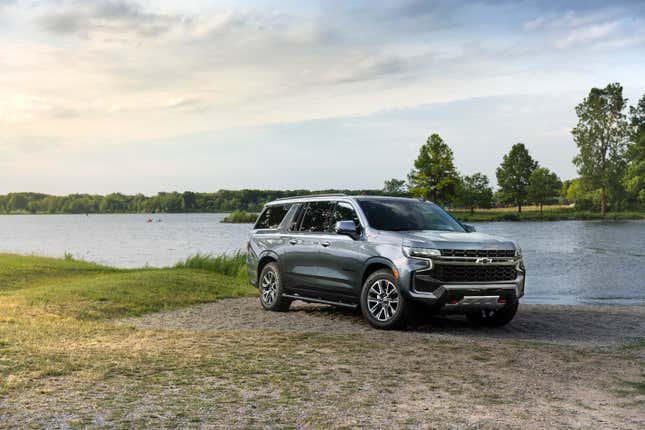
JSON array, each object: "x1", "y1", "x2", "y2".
[
  {"x1": 289, "y1": 239, "x2": 298, "y2": 245},
  {"x1": 321, "y1": 241, "x2": 331, "y2": 247}
]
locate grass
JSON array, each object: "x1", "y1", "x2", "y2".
[
  {"x1": 0, "y1": 253, "x2": 256, "y2": 393},
  {"x1": 174, "y1": 251, "x2": 248, "y2": 279},
  {"x1": 221, "y1": 210, "x2": 258, "y2": 223},
  {"x1": 450, "y1": 206, "x2": 645, "y2": 222}
]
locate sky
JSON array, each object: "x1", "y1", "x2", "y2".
[{"x1": 1, "y1": 0, "x2": 645, "y2": 195}]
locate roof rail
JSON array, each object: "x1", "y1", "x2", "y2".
[{"x1": 274, "y1": 193, "x2": 347, "y2": 201}]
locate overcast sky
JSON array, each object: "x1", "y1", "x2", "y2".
[{"x1": 2, "y1": 0, "x2": 644, "y2": 194}]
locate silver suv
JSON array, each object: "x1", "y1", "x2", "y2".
[{"x1": 247, "y1": 194, "x2": 525, "y2": 329}]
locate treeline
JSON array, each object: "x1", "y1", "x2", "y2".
[
  {"x1": 385, "y1": 83, "x2": 645, "y2": 215},
  {"x1": 0, "y1": 189, "x2": 384, "y2": 214}
]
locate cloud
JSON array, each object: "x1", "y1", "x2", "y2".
[{"x1": 37, "y1": 0, "x2": 184, "y2": 39}]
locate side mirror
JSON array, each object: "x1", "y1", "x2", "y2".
[
  {"x1": 335, "y1": 220, "x2": 360, "y2": 239},
  {"x1": 462, "y1": 223, "x2": 476, "y2": 233}
]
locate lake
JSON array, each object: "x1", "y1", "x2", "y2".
[{"x1": 0, "y1": 214, "x2": 643, "y2": 306}]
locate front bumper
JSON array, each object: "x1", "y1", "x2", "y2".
[{"x1": 399, "y1": 256, "x2": 526, "y2": 311}]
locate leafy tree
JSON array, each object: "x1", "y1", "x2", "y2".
[
  {"x1": 181, "y1": 191, "x2": 197, "y2": 211},
  {"x1": 624, "y1": 94, "x2": 645, "y2": 207},
  {"x1": 495, "y1": 143, "x2": 537, "y2": 213},
  {"x1": 572, "y1": 83, "x2": 629, "y2": 216},
  {"x1": 407, "y1": 134, "x2": 460, "y2": 204},
  {"x1": 458, "y1": 173, "x2": 493, "y2": 214},
  {"x1": 528, "y1": 167, "x2": 562, "y2": 214},
  {"x1": 383, "y1": 178, "x2": 406, "y2": 195}
]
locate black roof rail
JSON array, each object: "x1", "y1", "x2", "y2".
[{"x1": 274, "y1": 193, "x2": 347, "y2": 201}]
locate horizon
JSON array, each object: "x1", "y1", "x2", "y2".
[{"x1": 2, "y1": 0, "x2": 645, "y2": 194}]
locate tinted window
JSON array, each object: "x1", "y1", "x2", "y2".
[
  {"x1": 254, "y1": 204, "x2": 291, "y2": 229},
  {"x1": 357, "y1": 199, "x2": 465, "y2": 232},
  {"x1": 298, "y1": 201, "x2": 334, "y2": 232},
  {"x1": 327, "y1": 201, "x2": 360, "y2": 233}
]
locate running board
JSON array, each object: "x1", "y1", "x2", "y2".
[{"x1": 282, "y1": 293, "x2": 358, "y2": 309}]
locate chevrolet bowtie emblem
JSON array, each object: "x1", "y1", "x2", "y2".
[{"x1": 475, "y1": 257, "x2": 493, "y2": 264}]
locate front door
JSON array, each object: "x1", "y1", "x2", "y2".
[{"x1": 315, "y1": 201, "x2": 363, "y2": 298}]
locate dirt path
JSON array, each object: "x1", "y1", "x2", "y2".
[{"x1": 123, "y1": 298, "x2": 645, "y2": 347}]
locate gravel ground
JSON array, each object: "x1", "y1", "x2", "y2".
[
  {"x1": 123, "y1": 298, "x2": 645, "y2": 347},
  {"x1": 5, "y1": 300, "x2": 642, "y2": 429}
]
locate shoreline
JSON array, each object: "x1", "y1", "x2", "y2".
[{"x1": 1, "y1": 210, "x2": 644, "y2": 222}]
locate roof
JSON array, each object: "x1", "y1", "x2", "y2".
[{"x1": 266, "y1": 194, "x2": 419, "y2": 205}]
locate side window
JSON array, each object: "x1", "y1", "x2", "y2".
[
  {"x1": 298, "y1": 201, "x2": 334, "y2": 232},
  {"x1": 254, "y1": 204, "x2": 291, "y2": 229},
  {"x1": 328, "y1": 201, "x2": 360, "y2": 233}
]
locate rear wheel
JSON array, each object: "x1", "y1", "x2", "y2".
[
  {"x1": 466, "y1": 301, "x2": 518, "y2": 327},
  {"x1": 259, "y1": 262, "x2": 291, "y2": 312},
  {"x1": 360, "y1": 269, "x2": 407, "y2": 330}
]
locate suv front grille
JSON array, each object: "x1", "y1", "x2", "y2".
[
  {"x1": 430, "y1": 264, "x2": 517, "y2": 283},
  {"x1": 440, "y1": 249, "x2": 515, "y2": 258}
]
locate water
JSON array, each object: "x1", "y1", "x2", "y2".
[{"x1": 0, "y1": 214, "x2": 643, "y2": 306}]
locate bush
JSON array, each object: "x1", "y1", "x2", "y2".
[{"x1": 221, "y1": 210, "x2": 258, "y2": 223}]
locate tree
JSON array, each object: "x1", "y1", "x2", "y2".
[
  {"x1": 382, "y1": 178, "x2": 407, "y2": 195},
  {"x1": 528, "y1": 167, "x2": 562, "y2": 214},
  {"x1": 572, "y1": 83, "x2": 629, "y2": 216},
  {"x1": 458, "y1": 173, "x2": 493, "y2": 214},
  {"x1": 495, "y1": 143, "x2": 537, "y2": 213},
  {"x1": 407, "y1": 134, "x2": 460, "y2": 205},
  {"x1": 624, "y1": 94, "x2": 645, "y2": 207}
]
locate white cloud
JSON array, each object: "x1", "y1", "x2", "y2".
[{"x1": 555, "y1": 21, "x2": 620, "y2": 48}]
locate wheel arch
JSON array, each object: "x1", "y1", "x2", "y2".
[
  {"x1": 257, "y1": 251, "x2": 280, "y2": 282},
  {"x1": 361, "y1": 257, "x2": 398, "y2": 287}
]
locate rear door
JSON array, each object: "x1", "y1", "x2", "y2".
[{"x1": 279, "y1": 201, "x2": 334, "y2": 291}]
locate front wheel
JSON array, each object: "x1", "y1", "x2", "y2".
[
  {"x1": 466, "y1": 301, "x2": 519, "y2": 327},
  {"x1": 360, "y1": 269, "x2": 407, "y2": 330},
  {"x1": 259, "y1": 263, "x2": 291, "y2": 312}
]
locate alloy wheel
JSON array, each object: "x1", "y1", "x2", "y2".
[
  {"x1": 261, "y1": 270, "x2": 278, "y2": 305},
  {"x1": 367, "y1": 279, "x2": 400, "y2": 322}
]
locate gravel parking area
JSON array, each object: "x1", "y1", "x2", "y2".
[
  {"x1": 124, "y1": 298, "x2": 645, "y2": 347},
  {"x1": 114, "y1": 299, "x2": 645, "y2": 428}
]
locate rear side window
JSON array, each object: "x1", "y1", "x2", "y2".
[
  {"x1": 254, "y1": 204, "x2": 291, "y2": 229},
  {"x1": 297, "y1": 201, "x2": 334, "y2": 232}
]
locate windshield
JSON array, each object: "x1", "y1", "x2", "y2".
[{"x1": 357, "y1": 199, "x2": 465, "y2": 232}]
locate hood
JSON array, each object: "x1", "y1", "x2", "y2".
[{"x1": 399, "y1": 230, "x2": 517, "y2": 250}]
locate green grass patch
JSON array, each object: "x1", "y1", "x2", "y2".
[{"x1": 221, "y1": 210, "x2": 258, "y2": 223}]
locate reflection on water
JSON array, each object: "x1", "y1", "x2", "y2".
[{"x1": 0, "y1": 215, "x2": 643, "y2": 306}]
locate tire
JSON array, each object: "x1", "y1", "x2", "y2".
[
  {"x1": 360, "y1": 269, "x2": 408, "y2": 330},
  {"x1": 466, "y1": 301, "x2": 519, "y2": 327},
  {"x1": 258, "y1": 262, "x2": 291, "y2": 312}
]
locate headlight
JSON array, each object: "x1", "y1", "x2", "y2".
[
  {"x1": 515, "y1": 245, "x2": 522, "y2": 257},
  {"x1": 402, "y1": 246, "x2": 441, "y2": 259}
]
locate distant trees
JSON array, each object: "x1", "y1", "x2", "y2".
[
  {"x1": 0, "y1": 189, "x2": 388, "y2": 214},
  {"x1": 528, "y1": 167, "x2": 562, "y2": 214},
  {"x1": 407, "y1": 134, "x2": 460, "y2": 205},
  {"x1": 458, "y1": 173, "x2": 493, "y2": 214},
  {"x1": 382, "y1": 178, "x2": 407, "y2": 195},
  {"x1": 495, "y1": 143, "x2": 538, "y2": 213},
  {"x1": 572, "y1": 83, "x2": 630, "y2": 216}
]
